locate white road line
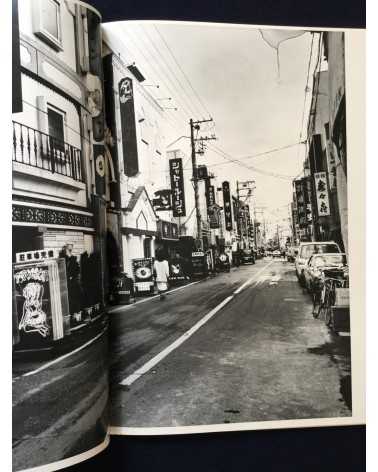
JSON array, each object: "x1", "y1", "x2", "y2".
[
  {"x1": 119, "y1": 294, "x2": 234, "y2": 386},
  {"x1": 119, "y1": 260, "x2": 274, "y2": 387},
  {"x1": 19, "y1": 327, "x2": 107, "y2": 378},
  {"x1": 233, "y1": 261, "x2": 274, "y2": 294},
  {"x1": 107, "y1": 280, "x2": 204, "y2": 314}
]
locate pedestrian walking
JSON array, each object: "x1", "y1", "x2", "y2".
[{"x1": 153, "y1": 251, "x2": 170, "y2": 300}]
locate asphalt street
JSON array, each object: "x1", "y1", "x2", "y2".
[
  {"x1": 12, "y1": 327, "x2": 109, "y2": 471},
  {"x1": 109, "y1": 258, "x2": 351, "y2": 427}
]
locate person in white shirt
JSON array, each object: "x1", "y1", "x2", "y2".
[{"x1": 153, "y1": 252, "x2": 170, "y2": 300}]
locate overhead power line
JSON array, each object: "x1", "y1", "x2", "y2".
[{"x1": 154, "y1": 25, "x2": 212, "y2": 119}]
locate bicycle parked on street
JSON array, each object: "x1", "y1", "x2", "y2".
[{"x1": 313, "y1": 276, "x2": 349, "y2": 329}]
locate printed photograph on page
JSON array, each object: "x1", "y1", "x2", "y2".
[
  {"x1": 12, "y1": 1, "x2": 109, "y2": 470},
  {"x1": 101, "y1": 21, "x2": 365, "y2": 432}
]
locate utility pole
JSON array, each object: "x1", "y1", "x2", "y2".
[{"x1": 189, "y1": 118, "x2": 216, "y2": 249}]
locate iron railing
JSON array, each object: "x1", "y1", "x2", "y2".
[{"x1": 12, "y1": 121, "x2": 84, "y2": 182}]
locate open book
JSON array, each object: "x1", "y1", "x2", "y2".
[{"x1": 11, "y1": 1, "x2": 365, "y2": 470}]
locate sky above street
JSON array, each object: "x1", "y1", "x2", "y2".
[{"x1": 103, "y1": 21, "x2": 320, "y2": 233}]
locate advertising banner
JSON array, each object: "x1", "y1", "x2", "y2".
[
  {"x1": 205, "y1": 180, "x2": 216, "y2": 209},
  {"x1": 191, "y1": 251, "x2": 208, "y2": 276},
  {"x1": 222, "y1": 181, "x2": 233, "y2": 231},
  {"x1": 314, "y1": 172, "x2": 331, "y2": 217},
  {"x1": 13, "y1": 259, "x2": 69, "y2": 346},
  {"x1": 132, "y1": 258, "x2": 154, "y2": 294},
  {"x1": 169, "y1": 257, "x2": 187, "y2": 284},
  {"x1": 153, "y1": 189, "x2": 172, "y2": 211},
  {"x1": 294, "y1": 179, "x2": 307, "y2": 228},
  {"x1": 103, "y1": 54, "x2": 121, "y2": 208},
  {"x1": 303, "y1": 176, "x2": 313, "y2": 223},
  {"x1": 119, "y1": 77, "x2": 139, "y2": 177},
  {"x1": 169, "y1": 158, "x2": 186, "y2": 217}
]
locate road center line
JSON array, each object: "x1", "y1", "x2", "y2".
[
  {"x1": 119, "y1": 261, "x2": 274, "y2": 387},
  {"x1": 18, "y1": 327, "x2": 107, "y2": 378}
]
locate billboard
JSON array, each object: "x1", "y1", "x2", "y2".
[
  {"x1": 169, "y1": 158, "x2": 186, "y2": 217},
  {"x1": 222, "y1": 181, "x2": 233, "y2": 231},
  {"x1": 119, "y1": 77, "x2": 139, "y2": 176}
]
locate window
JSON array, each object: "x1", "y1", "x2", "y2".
[
  {"x1": 34, "y1": 0, "x2": 63, "y2": 51},
  {"x1": 47, "y1": 105, "x2": 65, "y2": 152}
]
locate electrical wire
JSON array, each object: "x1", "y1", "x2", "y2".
[
  {"x1": 140, "y1": 25, "x2": 204, "y2": 119},
  {"x1": 154, "y1": 25, "x2": 212, "y2": 119}
]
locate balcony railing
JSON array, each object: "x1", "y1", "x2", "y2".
[{"x1": 12, "y1": 121, "x2": 84, "y2": 183}]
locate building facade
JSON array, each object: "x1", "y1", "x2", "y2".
[{"x1": 12, "y1": 0, "x2": 107, "y2": 318}]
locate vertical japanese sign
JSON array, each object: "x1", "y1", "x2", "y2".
[
  {"x1": 205, "y1": 178, "x2": 216, "y2": 210},
  {"x1": 103, "y1": 54, "x2": 121, "y2": 208},
  {"x1": 294, "y1": 179, "x2": 307, "y2": 229},
  {"x1": 119, "y1": 77, "x2": 139, "y2": 177},
  {"x1": 222, "y1": 181, "x2": 233, "y2": 231},
  {"x1": 304, "y1": 176, "x2": 313, "y2": 223},
  {"x1": 314, "y1": 172, "x2": 331, "y2": 216},
  {"x1": 169, "y1": 158, "x2": 186, "y2": 217}
]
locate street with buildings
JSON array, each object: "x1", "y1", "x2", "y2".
[{"x1": 12, "y1": 1, "x2": 352, "y2": 468}]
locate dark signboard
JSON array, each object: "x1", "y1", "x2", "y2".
[
  {"x1": 222, "y1": 181, "x2": 233, "y2": 231},
  {"x1": 169, "y1": 258, "x2": 186, "y2": 284},
  {"x1": 93, "y1": 143, "x2": 106, "y2": 197},
  {"x1": 303, "y1": 176, "x2": 313, "y2": 223},
  {"x1": 197, "y1": 165, "x2": 208, "y2": 180},
  {"x1": 119, "y1": 77, "x2": 139, "y2": 176},
  {"x1": 205, "y1": 178, "x2": 216, "y2": 209},
  {"x1": 103, "y1": 54, "x2": 121, "y2": 208},
  {"x1": 294, "y1": 179, "x2": 307, "y2": 229},
  {"x1": 169, "y1": 158, "x2": 186, "y2": 217},
  {"x1": 132, "y1": 258, "x2": 153, "y2": 283},
  {"x1": 153, "y1": 189, "x2": 172, "y2": 211},
  {"x1": 191, "y1": 251, "x2": 208, "y2": 276}
]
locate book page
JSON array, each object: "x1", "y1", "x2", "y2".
[
  {"x1": 100, "y1": 21, "x2": 365, "y2": 434},
  {"x1": 12, "y1": 1, "x2": 109, "y2": 470}
]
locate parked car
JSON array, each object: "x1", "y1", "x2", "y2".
[
  {"x1": 240, "y1": 249, "x2": 255, "y2": 264},
  {"x1": 286, "y1": 246, "x2": 299, "y2": 262},
  {"x1": 303, "y1": 253, "x2": 348, "y2": 293},
  {"x1": 295, "y1": 241, "x2": 341, "y2": 287},
  {"x1": 272, "y1": 250, "x2": 281, "y2": 258}
]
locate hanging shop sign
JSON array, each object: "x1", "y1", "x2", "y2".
[
  {"x1": 153, "y1": 189, "x2": 172, "y2": 211},
  {"x1": 169, "y1": 158, "x2": 186, "y2": 217},
  {"x1": 119, "y1": 77, "x2": 139, "y2": 177},
  {"x1": 304, "y1": 176, "x2": 313, "y2": 223},
  {"x1": 205, "y1": 179, "x2": 216, "y2": 209},
  {"x1": 197, "y1": 165, "x2": 208, "y2": 180},
  {"x1": 222, "y1": 181, "x2": 233, "y2": 231},
  {"x1": 13, "y1": 258, "x2": 70, "y2": 347},
  {"x1": 314, "y1": 172, "x2": 331, "y2": 217},
  {"x1": 208, "y1": 206, "x2": 220, "y2": 229},
  {"x1": 132, "y1": 258, "x2": 154, "y2": 294},
  {"x1": 294, "y1": 179, "x2": 307, "y2": 228},
  {"x1": 103, "y1": 54, "x2": 121, "y2": 208}
]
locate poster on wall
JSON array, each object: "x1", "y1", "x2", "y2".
[
  {"x1": 169, "y1": 158, "x2": 186, "y2": 217},
  {"x1": 294, "y1": 178, "x2": 307, "y2": 228},
  {"x1": 119, "y1": 77, "x2": 139, "y2": 177},
  {"x1": 314, "y1": 172, "x2": 331, "y2": 217},
  {"x1": 13, "y1": 259, "x2": 69, "y2": 346}
]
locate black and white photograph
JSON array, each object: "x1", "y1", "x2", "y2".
[
  {"x1": 10, "y1": 0, "x2": 365, "y2": 470},
  {"x1": 101, "y1": 22, "x2": 363, "y2": 431}
]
